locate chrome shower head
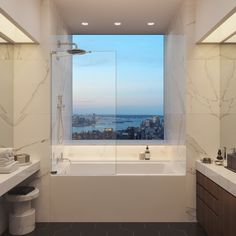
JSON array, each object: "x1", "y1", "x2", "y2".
[
  {"x1": 67, "y1": 49, "x2": 92, "y2": 55},
  {"x1": 56, "y1": 40, "x2": 91, "y2": 55}
]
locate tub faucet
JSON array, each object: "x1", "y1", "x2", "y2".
[{"x1": 56, "y1": 153, "x2": 71, "y2": 164}]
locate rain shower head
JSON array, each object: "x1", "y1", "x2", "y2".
[
  {"x1": 67, "y1": 48, "x2": 92, "y2": 55},
  {"x1": 55, "y1": 40, "x2": 91, "y2": 55}
]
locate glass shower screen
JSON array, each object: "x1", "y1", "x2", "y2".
[{"x1": 51, "y1": 50, "x2": 117, "y2": 175}]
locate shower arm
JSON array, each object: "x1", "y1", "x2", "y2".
[{"x1": 57, "y1": 40, "x2": 78, "y2": 49}]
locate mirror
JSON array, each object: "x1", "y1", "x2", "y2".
[
  {"x1": 0, "y1": 44, "x2": 13, "y2": 147},
  {"x1": 220, "y1": 44, "x2": 236, "y2": 150}
]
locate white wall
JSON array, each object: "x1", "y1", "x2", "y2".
[
  {"x1": 0, "y1": 45, "x2": 13, "y2": 148},
  {"x1": 0, "y1": 45, "x2": 13, "y2": 235},
  {"x1": 166, "y1": 0, "x2": 221, "y2": 221},
  {"x1": 12, "y1": 0, "x2": 71, "y2": 223},
  {"x1": 164, "y1": 4, "x2": 185, "y2": 144},
  {"x1": 0, "y1": 0, "x2": 41, "y2": 42},
  {"x1": 195, "y1": 0, "x2": 236, "y2": 42},
  {"x1": 0, "y1": 0, "x2": 227, "y2": 228},
  {"x1": 0, "y1": 0, "x2": 71, "y2": 232}
]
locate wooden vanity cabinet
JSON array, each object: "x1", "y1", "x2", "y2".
[
  {"x1": 220, "y1": 187, "x2": 236, "y2": 236},
  {"x1": 196, "y1": 171, "x2": 236, "y2": 236},
  {"x1": 196, "y1": 171, "x2": 220, "y2": 236}
]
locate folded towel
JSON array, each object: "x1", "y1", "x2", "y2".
[
  {"x1": 0, "y1": 152, "x2": 13, "y2": 156},
  {"x1": 0, "y1": 160, "x2": 15, "y2": 167},
  {"x1": 0, "y1": 156, "x2": 14, "y2": 162}
]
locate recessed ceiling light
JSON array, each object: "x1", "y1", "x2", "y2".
[
  {"x1": 147, "y1": 22, "x2": 155, "y2": 26},
  {"x1": 81, "y1": 22, "x2": 88, "y2": 26},
  {"x1": 114, "y1": 22, "x2": 122, "y2": 26}
]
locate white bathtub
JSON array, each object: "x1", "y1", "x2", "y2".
[
  {"x1": 50, "y1": 161, "x2": 187, "y2": 222},
  {"x1": 55, "y1": 160, "x2": 186, "y2": 176}
]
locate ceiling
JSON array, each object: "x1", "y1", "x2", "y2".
[{"x1": 53, "y1": 0, "x2": 183, "y2": 35}]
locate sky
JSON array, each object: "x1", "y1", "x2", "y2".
[{"x1": 72, "y1": 35, "x2": 164, "y2": 115}]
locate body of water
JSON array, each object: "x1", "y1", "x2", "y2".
[{"x1": 72, "y1": 115, "x2": 162, "y2": 133}]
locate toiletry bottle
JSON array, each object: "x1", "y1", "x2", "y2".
[
  {"x1": 145, "y1": 146, "x2": 151, "y2": 160},
  {"x1": 216, "y1": 149, "x2": 223, "y2": 161}
]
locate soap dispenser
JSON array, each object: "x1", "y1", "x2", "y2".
[
  {"x1": 215, "y1": 149, "x2": 224, "y2": 165},
  {"x1": 145, "y1": 146, "x2": 151, "y2": 160}
]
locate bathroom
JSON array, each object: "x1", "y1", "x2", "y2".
[{"x1": 0, "y1": 0, "x2": 236, "y2": 235}]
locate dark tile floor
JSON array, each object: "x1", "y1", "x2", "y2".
[{"x1": 3, "y1": 223, "x2": 208, "y2": 236}]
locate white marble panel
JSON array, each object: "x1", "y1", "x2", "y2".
[{"x1": 0, "y1": 45, "x2": 13, "y2": 147}]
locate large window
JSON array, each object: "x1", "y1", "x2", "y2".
[{"x1": 72, "y1": 35, "x2": 164, "y2": 140}]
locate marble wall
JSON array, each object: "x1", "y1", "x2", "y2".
[
  {"x1": 13, "y1": 1, "x2": 71, "y2": 222},
  {"x1": 166, "y1": 0, "x2": 221, "y2": 221},
  {"x1": 0, "y1": 44, "x2": 13, "y2": 236},
  {"x1": 185, "y1": 0, "x2": 221, "y2": 220},
  {"x1": 0, "y1": 0, "x2": 71, "y2": 230},
  {"x1": 0, "y1": 0, "x2": 228, "y2": 227},
  {"x1": 0, "y1": 45, "x2": 13, "y2": 148},
  {"x1": 164, "y1": 8, "x2": 185, "y2": 145}
]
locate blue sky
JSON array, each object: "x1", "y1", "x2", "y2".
[{"x1": 73, "y1": 35, "x2": 164, "y2": 115}]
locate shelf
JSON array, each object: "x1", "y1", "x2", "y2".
[{"x1": 0, "y1": 160, "x2": 40, "y2": 197}]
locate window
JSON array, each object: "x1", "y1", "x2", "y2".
[{"x1": 72, "y1": 35, "x2": 164, "y2": 140}]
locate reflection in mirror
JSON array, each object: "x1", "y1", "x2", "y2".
[
  {"x1": 220, "y1": 45, "x2": 236, "y2": 150},
  {"x1": 0, "y1": 44, "x2": 13, "y2": 147}
]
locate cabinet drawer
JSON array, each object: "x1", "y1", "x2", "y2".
[
  {"x1": 196, "y1": 197, "x2": 205, "y2": 227},
  {"x1": 197, "y1": 184, "x2": 219, "y2": 215},
  {"x1": 197, "y1": 171, "x2": 219, "y2": 199},
  {"x1": 220, "y1": 188, "x2": 236, "y2": 236},
  {"x1": 197, "y1": 197, "x2": 220, "y2": 236},
  {"x1": 204, "y1": 203, "x2": 220, "y2": 236}
]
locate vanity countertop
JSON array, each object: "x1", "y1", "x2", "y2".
[
  {"x1": 196, "y1": 160, "x2": 236, "y2": 197},
  {"x1": 0, "y1": 160, "x2": 40, "y2": 196}
]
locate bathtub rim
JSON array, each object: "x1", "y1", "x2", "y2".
[{"x1": 52, "y1": 160, "x2": 186, "y2": 177}]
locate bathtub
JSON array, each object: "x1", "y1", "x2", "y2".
[
  {"x1": 50, "y1": 160, "x2": 187, "y2": 222},
  {"x1": 55, "y1": 160, "x2": 185, "y2": 176},
  {"x1": 50, "y1": 145, "x2": 188, "y2": 222}
]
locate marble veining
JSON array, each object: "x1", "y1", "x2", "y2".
[
  {"x1": 187, "y1": 57, "x2": 220, "y2": 118},
  {"x1": 186, "y1": 135, "x2": 208, "y2": 157},
  {"x1": 14, "y1": 61, "x2": 50, "y2": 126},
  {"x1": 0, "y1": 104, "x2": 13, "y2": 127},
  {"x1": 220, "y1": 55, "x2": 236, "y2": 118}
]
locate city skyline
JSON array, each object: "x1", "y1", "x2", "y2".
[{"x1": 72, "y1": 35, "x2": 164, "y2": 115}]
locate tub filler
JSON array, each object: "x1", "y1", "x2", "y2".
[{"x1": 50, "y1": 160, "x2": 188, "y2": 222}]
